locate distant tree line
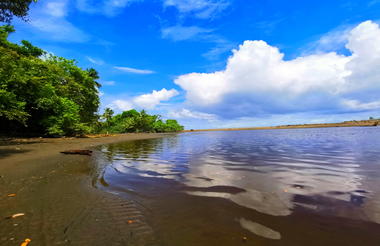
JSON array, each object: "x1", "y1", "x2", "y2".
[
  {"x1": 369, "y1": 117, "x2": 380, "y2": 120},
  {"x1": 0, "y1": 26, "x2": 183, "y2": 136},
  {"x1": 96, "y1": 108, "x2": 184, "y2": 134}
]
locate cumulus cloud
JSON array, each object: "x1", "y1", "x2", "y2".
[
  {"x1": 133, "y1": 89, "x2": 179, "y2": 109},
  {"x1": 113, "y1": 99, "x2": 134, "y2": 111},
  {"x1": 110, "y1": 88, "x2": 179, "y2": 111},
  {"x1": 168, "y1": 109, "x2": 217, "y2": 121},
  {"x1": 114, "y1": 66, "x2": 155, "y2": 74},
  {"x1": 174, "y1": 21, "x2": 380, "y2": 118},
  {"x1": 163, "y1": 0, "x2": 230, "y2": 19}
]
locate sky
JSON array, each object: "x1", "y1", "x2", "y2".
[{"x1": 8, "y1": 0, "x2": 380, "y2": 129}]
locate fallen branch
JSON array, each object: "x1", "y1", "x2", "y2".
[{"x1": 60, "y1": 150, "x2": 93, "y2": 156}]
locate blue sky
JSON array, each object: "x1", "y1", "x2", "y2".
[{"x1": 9, "y1": 0, "x2": 380, "y2": 129}]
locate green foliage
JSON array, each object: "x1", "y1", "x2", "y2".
[
  {"x1": 99, "y1": 109, "x2": 184, "y2": 133},
  {"x1": 0, "y1": 0, "x2": 37, "y2": 23},
  {"x1": 0, "y1": 25, "x2": 184, "y2": 136},
  {"x1": 162, "y1": 119, "x2": 184, "y2": 132},
  {"x1": 0, "y1": 25, "x2": 100, "y2": 136},
  {"x1": 0, "y1": 89, "x2": 28, "y2": 123},
  {"x1": 0, "y1": 25, "x2": 44, "y2": 56},
  {"x1": 102, "y1": 108, "x2": 114, "y2": 122}
]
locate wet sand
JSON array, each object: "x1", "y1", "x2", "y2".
[{"x1": 0, "y1": 133, "x2": 172, "y2": 245}]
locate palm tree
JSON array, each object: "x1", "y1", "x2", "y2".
[{"x1": 102, "y1": 108, "x2": 114, "y2": 128}]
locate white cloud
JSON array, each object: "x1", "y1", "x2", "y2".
[
  {"x1": 342, "y1": 99, "x2": 380, "y2": 111},
  {"x1": 76, "y1": 0, "x2": 99, "y2": 14},
  {"x1": 163, "y1": 0, "x2": 230, "y2": 19},
  {"x1": 202, "y1": 39, "x2": 236, "y2": 60},
  {"x1": 87, "y1": 56, "x2": 105, "y2": 65},
  {"x1": 174, "y1": 21, "x2": 380, "y2": 118},
  {"x1": 76, "y1": 0, "x2": 141, "y2": 16},
  {"x1": 102, "y1": 80, "x2": 116, "y2": 86},
  {"x1": 161, "y1": 25, "x2": 212, "y2": 41},
  {"x1": 45, "y1": 1, "x2": 68, "y2": 17},
  {"x1": 133, "y1": 88, "x2": 179, "y2": 109},
  {"x1": 161, "y1": 24, "x2": 233, "y2": 60},
  {"x1": 304, "y1": 26, "x2": 352, "y2": 54},
  {"x1": 114, "y1": 66, "x2": 155, "y2": 74},
  {"x1": 20, "y1": 0, "x2": 90, "y2": 43},
  {"x1": 29, "y1": 17, "x2": 90, "y2": 43},
  {"x1": 110, "y1": 88, "x2": 179, "y2": 111},
  {"x1": 77, "y1": 0, "x2": 229, "y2": 18},
  {"x1": 97, "y1": 88, "x2": 104, "y2": 97},
  {"x1": 113, "y1": 99, "x2": 134, "y2": 111},
  {"x1": 168, "y1": 109, "x2": 217, "y2": 121}
]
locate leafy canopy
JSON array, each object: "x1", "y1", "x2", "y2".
[
  {"x1": 0, "y1": 0, "x2": 37, "y2": 23},
  {"x1": 98, "y1": 109, "x2": 184, "y2": 133},
  {"x1": 0, "y1": 25, "x2": 100, "y2": 136},
  {"x1": 0, "y1": 25, "x2": 184, "y2": 136}
]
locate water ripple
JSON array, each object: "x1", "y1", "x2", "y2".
[{"x1": 96, "y1": 127, "x2": 380, "y2": 224}]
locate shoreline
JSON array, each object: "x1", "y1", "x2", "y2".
[
  {"x1": 0, "y1": 133, "x2": 172, "y2": 245},
  {"x1": 0, "y1": 133, "x2": 174, "y2": 170},
  {"x1": 183, "y1": 120, "x2": 380, "y2": 132},
  {"x1": 1, "y1": 128, "x2": 379, "y2": 244}
]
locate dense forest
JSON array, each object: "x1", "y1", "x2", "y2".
[{"x1": 0, "y1": 25, "x2": 183, "y2": 136}]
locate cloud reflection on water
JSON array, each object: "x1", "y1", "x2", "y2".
[{"x1": 98, "y1": 128, "x2": 380, "y2": 223}]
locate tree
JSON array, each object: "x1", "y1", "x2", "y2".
[
  {"x1": 164, "y1": 119, "x2": 184, "y2": 132},
  {"x1": 0, "y1": 25, "x2": 100, "y2": 136},
  {"x1": 0, "y1": 25, "x2": 44, "y2": 57},
  {"x1": 0, "y1": 0, "x2": 37, "y2": 23},
  {"x1": 135, "y1": 110, "x2": 158, "y2": 132},
  {"x1": 102, "y1": 108, "x2": 114, "y2": 128},
  {"x1": 97, "y1": 109, "x2": 184, "y2": 134},
  {"x1": 0, "y1": 25, "x2": 184, "y2": 136}
]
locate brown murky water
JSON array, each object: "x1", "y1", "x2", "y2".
[{"x1": 94, "y1": 127, "x2": 380, "y2": 246}]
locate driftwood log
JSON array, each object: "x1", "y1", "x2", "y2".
[{"x1": 60, "y1": 150, "x2": 93, "y2": 156}]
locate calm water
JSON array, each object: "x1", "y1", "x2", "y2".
[{"x1": 94, "y1": 127, "x2": 380, "y2": 245}]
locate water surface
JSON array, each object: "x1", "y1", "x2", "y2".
[{"x1": 95, "y1": 127, "x2": 380, "y2": 245}]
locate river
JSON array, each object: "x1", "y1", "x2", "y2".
[{"x1": 94, "y1": 127, "x2": 380, "y2": 245}]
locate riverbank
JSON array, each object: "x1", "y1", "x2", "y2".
[
  {"x1": 183, "y1": 119, "x2": 380, "y2": 132},
  {"x1": 0, "y1": 133, "x2": 173, "y2": 245}
]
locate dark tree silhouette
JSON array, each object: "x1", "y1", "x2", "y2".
[{"x1": 0, "y1": 0, "x2": 37, "y2": 23}]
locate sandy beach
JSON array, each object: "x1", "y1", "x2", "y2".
[{"x1": 0, "y1": 133, "x2": 173, "y2": 245}]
